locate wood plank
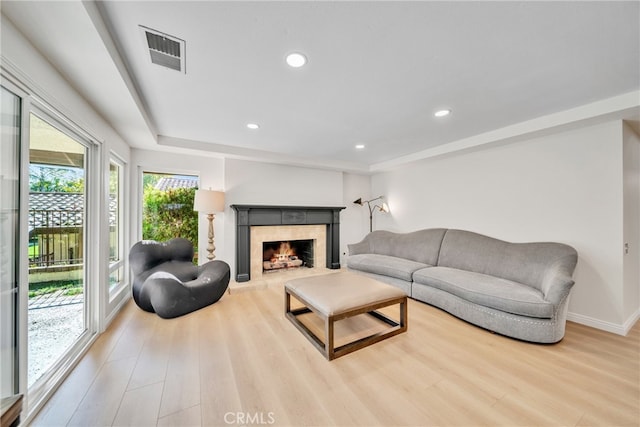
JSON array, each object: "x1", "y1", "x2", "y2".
[
  {"x1": 66, "y1": 356, "x2": 137, "y2": 426},
  {"x1": 157, "y1": 404, "x2": 201, "y2": 427},
  {"x1": 199, "y1": 297, "x2": 244, "y2": 426},
  {"x1": 158, "y1": 312, "x2": 201, "y2": 418},
  {"x1": 31, "y1": 303, "x2": 138, "y2": 426},
  {"x1": 126, "y1": 313, "x2": 173, "y2": 390},
  {"x1": 30, "y1": 280, "x2": 640, "y2": 427},
  {"x1": 112, "y1": 382, "x2": 163, "y2": 426}
]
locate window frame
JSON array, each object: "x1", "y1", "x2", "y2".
[
  {"x1": 0, "y1": 84, "x2": 23, "y2": 400},
  {"x1": 107, "y1": 154, "x2": 127, "y2": 301}
]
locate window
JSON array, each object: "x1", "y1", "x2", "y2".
[
  {"x1": 108, "y1": 157, "x2": 125, "y2": 297},
  {"x1": 142, "y1": 172, "x2": 198, "y2": 261}
]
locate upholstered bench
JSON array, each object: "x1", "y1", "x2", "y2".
[{"x1": 285, "y1": 271, "x2": 407, "y2": 360}]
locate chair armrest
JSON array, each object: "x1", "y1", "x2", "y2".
[{"x1": 197, "y1": 259, "x2": 231, "y2": 283}]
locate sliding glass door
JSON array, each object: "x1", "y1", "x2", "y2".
[
  {"x1": 27, "y1": 112, "x2": 91, "y2": 390},
  {"x1": 0, "y1": 86, "x2": 22, "y2": 400},
  {"x1": 2, "y1": 72, "x2": 110, "y2": 421}
]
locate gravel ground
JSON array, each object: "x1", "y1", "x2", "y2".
[{"x1": 28, "y1": 303, "x2": 84, "y2": 386}]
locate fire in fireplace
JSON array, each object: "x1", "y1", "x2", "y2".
[{"x1": 263, "y1": 239, "x2": 314, "y2": 273}]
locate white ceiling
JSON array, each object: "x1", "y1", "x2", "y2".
[{"x1": 2, "y1": 1, "x2": 639, "y2": 172}]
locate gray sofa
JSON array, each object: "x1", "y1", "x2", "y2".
[{"x1": 347, "y1": 229, "x2": 578, "y2": 343}]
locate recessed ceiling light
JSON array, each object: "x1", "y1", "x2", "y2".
[
  {"x1": 286, "y1": 52, "x2": 307, "y2": 68},
  {"x1": 247, "y1": 123, "x2": 259, "y2": 130},
  {"x1": 434, "y1": 109, "x2": 451, "y2": 118},
  {"x1": 355, "y1": 144, "x2": 365, "y2": 149}
]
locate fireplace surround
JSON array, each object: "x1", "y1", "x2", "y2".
[{"x1": 230, "y1": 205, "x2": 345, "y2": 282}]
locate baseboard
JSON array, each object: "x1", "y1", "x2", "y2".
[
  {"x1": 622, "y1": 308, "x2": 640, "y2": 335},
  {"x1": 104, "y1": 293, "x2": 131, "y2": 330},
  {"x1": 567, "y1": 310, "x2": 640, "y2": 336}
]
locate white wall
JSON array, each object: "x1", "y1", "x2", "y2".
[
  {"x1": 224, "y1": 159, "x2": 347, "y2": 278},
  {"x1": 224, "y1": 158, "x2": 344, "y2": 207},
  {"x1": 1, "y1": 16, "x2": 130, "y2": 159},
  {"x1": 341, "y1": 173, "x2": 371, "y2": 264},
  {"x1": 373, "y1": 121, "x2": 634, "y2": 332},
  {"x1": 623, "y1": 123, "x2": 640, "y2": 326},
  {"x1": 130, "y1": 149, "x2": 225, "y2": 263}
]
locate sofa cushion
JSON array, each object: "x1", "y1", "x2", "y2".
[
  {"x1": 349, "y1": 229, "x2": 447, "y2": 265},
  {"x1": 413, "y1": 266, "x2": 554, "y2": 319},
  {"x1": 347, "y1": 254, "x2": 429, "y2": 282},
  {"x1": 437, "y1": 229, "x2": 578, "y2": 292}
]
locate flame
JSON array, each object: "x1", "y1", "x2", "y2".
[{"x1": 275, "y1": 241, "x2": 295, "y2": 260}]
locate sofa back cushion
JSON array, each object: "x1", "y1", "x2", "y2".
[
  {"x1": 363, "y1": 229, "x2": 447, "y2": 265},
  {"x1": 437, "y1": 229, "x2": 577, "y2": 291}
]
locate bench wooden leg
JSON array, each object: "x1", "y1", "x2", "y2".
[
  {"x1": 284, "y1": 288, "x2": 291, "y2": 315},
  {"x1": 331, "y1": 297, "x2": 407, "y2": 360},
  {"x1": 400, "y1": 298, "x2": 408, "y2": 331},
  {"x1": 326, "y1": 316, "x2": 335, "y2": 360}
]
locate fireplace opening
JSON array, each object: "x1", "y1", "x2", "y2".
[{"x1": 263, "y1": 239, "x2": 314, "y2": 273}]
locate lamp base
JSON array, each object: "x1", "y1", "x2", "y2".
[{"x1": 206, "y1": 213, "x2": 216, "y2": 260}]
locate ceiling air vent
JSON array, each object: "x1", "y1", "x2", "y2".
[{"x1": 140, "y1": 26, "x2": 185, "y2": 73}]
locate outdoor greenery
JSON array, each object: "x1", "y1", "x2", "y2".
[
  {"x1": 142, "y1": 172, "x2": 166, "y2": 189},
  {"x1": 30, "y1": 164, "x2": 84, "y2": 193},
  {"x1": 142, "y1": 178, "x2": 198, "y2": 258},
  {"x1": 29, "y1": 241, "x2": 40, "y2": 258},
  {"x1": 28, "y1": 280, "x2": 83, "y2": 298}
]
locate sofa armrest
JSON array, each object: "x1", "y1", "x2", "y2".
[
  {"x1": 347, "y1": 239, "x2": 371, "y2": 256},
  {"x1": 542, "y1": 276, "x2": 575, "y2": 306},
  {"x1": 541, "y1": 254, "x2": 578, "y2": 305}
]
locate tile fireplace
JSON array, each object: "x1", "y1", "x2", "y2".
[{"x1": 230, "y1": 205, "x2": 345, "y2": 282}]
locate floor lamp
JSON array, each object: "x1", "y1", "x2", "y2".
[
  {"x1": 353, "y1": 196, "x2": 389, "y2": 232},
  {"x1": 193, "y1": 189, "x2": 225, "y2": 260}
]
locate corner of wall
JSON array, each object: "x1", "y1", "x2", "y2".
[{"x1": 622, "y1": 120, "x2": 640, "y2": 321}]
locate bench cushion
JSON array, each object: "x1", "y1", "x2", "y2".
[
  {"x1": 413, "y1": 267, "x2": 554, "y2": 319},
  {"x1": 285, "y1": 272, "x2": 406, "y2": 317},
  {"x1": 347, "y1": 254, "x2": 429, "y2": 282}
]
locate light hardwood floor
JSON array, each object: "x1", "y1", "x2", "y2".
[{"x1": 31, "y1": 277, "x2": 639, "y2": 426}]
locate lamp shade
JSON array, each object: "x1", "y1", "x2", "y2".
[{"x1": 193, "y1": 189, "x2": 225, "y2": 213}]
